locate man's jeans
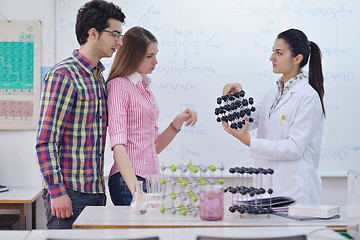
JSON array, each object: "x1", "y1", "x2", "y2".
[{"x1": 42, "y1": 189, "x2": 105, "y2": 229}]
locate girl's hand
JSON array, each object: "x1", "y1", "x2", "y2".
[{"x1": 173, "y1": 108, "x2": 198, "y2": 129}]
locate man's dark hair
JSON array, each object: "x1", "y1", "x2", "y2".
[{"x1": 76, "y1": 0, "x2": 126, "y2": 45}]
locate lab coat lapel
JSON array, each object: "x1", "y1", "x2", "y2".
[{"x1": 270, "y1": 80, "x2": 307, "y2": 113}]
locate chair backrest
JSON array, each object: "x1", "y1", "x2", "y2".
[
  {"x1": 196, "y1": 235, "x2": 307, "y2": 240},
  {"x1": 134, "y1": 237, "x2": 160, "y2": 240},
  {"x1": 131, "y1": 237, "x2": 160, "y2": 240},
  {"x1": 47, "y1": 237, "x2": 159, "y2": 240}
]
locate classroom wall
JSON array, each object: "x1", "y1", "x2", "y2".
[{"x1": 0, "y1": 0, "x2": 350, "y2": 229}]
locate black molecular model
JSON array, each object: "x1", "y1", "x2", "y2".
[
  {"x1": 225, "y1": 167, "x2": 275, "y2": 217},
  {"x1": 215, "y1": 90, "x2": 256, "y2": 129}
]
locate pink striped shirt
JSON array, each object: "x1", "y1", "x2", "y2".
[{"x1": 107, "y1": 73, "x2": 160, "y2": 178}]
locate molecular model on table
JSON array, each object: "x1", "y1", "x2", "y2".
[
  {"x1": 215, "y1": 90, "x2": 256, "y2": 130},
  {"x1": 158, "y1": 162, "x2": 225, "y2": 217},
  {"x1": 225, "y1": 166, "x2": 275, "y2": 217}
]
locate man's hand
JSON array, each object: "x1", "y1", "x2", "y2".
[{"x1": 50, "y1": 194, "x2": 73, "y2": 218}]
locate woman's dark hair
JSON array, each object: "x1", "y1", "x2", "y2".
[
  {"x1": 278, "y1": 29, "x2": 325, "y2": 116},
  {"x1": 107, "y1": 26, "x2": 158, "y2": 81},
  {"x1": 76, "y1": 0, "x2": 126, "y2": 45}
]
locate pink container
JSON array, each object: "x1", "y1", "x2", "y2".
[{"x1": 200, "y1": 185, "x2": 224, "y2": 221}]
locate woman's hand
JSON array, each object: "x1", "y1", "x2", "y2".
[
  {"x1": 156, "y1": 108, "x2": 198, "y2": 154},
  {"x1": 223, "y1": 83, "x2": 242, "y2": 95},
  {"x1": 222, "y1": 119, "x2": 251, "y2": 147},
  {"x1": 172, "y1": 108, "x2": 198, "y2": 129}
]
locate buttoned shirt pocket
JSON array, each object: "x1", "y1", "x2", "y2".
[{"x1": 70, "y1": 88, "x2": 97, "y2": 125}]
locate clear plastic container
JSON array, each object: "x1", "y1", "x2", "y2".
[{"x1": 200, "y1": 185, "x2": 224, "y2": 221}]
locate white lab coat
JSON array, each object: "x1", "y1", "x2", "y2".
[{"x1": 249, "y1": 77, "x2": 323, "y2": 204}]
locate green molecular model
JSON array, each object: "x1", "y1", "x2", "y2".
[{"x1": 156, "y1": 162, "x2": 225, "y2": 217}]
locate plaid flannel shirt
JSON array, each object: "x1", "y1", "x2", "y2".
[{"x1": 36, "y1": 50, "x2": 107, "y2": 199}]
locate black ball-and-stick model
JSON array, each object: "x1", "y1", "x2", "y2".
[
  {"x1": 215, "y1": 90, "x2": 256, "y2": 129},
  {"x1": 225, "y1": 167, "x2": 275, "y2": 217}
]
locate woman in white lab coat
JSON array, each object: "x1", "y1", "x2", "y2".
[{"x1": 222, "y1": 29, "x2": 325, "y2": 204}]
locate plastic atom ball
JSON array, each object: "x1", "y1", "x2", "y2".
[
  {"x1": 229, "y1": 206, "x2": 235, "y2": 213},
  {"x1": 160, "y1": 207, "x2": 166, "y2": 213},
  {"x1": 160, "y1": 164, "x2": 166, "y2": 171},
  {"x1": 170, "y1": 165, "x2": 177, "y2": 172},
  {"x1": 208, "y1": 165, "x2": 216, "y2": 172},
  {"x1": 218, "y1": 179, "x2": 225, "y2": 184},
  {"x1": 160, "y1": 179, "x2": 166, "y2": 184}
]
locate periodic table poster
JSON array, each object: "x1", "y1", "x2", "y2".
[{"x1": 0, "y1": 20, "x2": 41, "y2": 130}]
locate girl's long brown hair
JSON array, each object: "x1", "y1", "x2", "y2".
[{"x1": 107, "y1": 26, "x2": 157, "y2": 82}]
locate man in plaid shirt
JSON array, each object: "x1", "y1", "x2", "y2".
[{"x1": 36, "y1": 0, "x2": 125, "y2": 229}]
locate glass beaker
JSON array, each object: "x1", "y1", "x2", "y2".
[
  {"x1": 145, "y1": 174, "x2": 162, "y2": 209},
  {"x1": 130, "y1": 180, "x2": 147, "y2": 215},
  {"x1": 200, "y1": 185, "x2": 224, "y2": 221}
]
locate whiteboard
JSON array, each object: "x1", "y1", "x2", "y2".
[{"x1": 55, "y1": 0, "x2": 360, "y2": 177}]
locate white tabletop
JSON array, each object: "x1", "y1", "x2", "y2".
[
  {"x1": 0, "y1": 187, "x2": 42, "y2": 203},
  {"x1": 0, "y1": 230, "x2": 30, "y2": 240},
  {"x1": 25, "y1": 227, "x2": 346, "y2": 240},
  {"x1": 73, "y1": 206, "x2": 347, "y2": 229}
]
